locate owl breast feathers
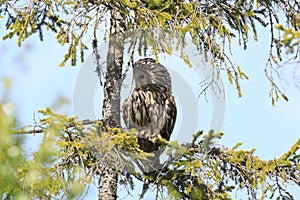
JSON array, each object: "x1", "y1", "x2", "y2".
[{"x1": 122, "y1": 58, "x2": 177, "y2": 153}]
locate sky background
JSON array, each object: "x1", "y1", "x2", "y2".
[{"x1": 0, "y1": 19, "x2": 300, "y2": 199}]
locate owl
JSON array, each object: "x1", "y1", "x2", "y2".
[{"x1": 122, "y1": 58, "x2": 177, "y2": 170}]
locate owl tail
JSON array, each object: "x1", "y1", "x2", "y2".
[
  {"x1": 134, "y1": 137, "x2": 165, "y2": 173},
  {"x1": 135, "y1": 149, "x2": 165, "y2": 174}
]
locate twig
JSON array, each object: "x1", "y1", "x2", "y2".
[{"x1": 14, "y1": 118, "x2": 101, "y2": 135}]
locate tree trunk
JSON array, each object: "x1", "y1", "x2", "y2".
[{"x1": 98, "y1": 7, "x2": 126, "y2": 200}]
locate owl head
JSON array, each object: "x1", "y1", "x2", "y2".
[{"x1": 133, "y1": 58, "x2": 172, "y2": 90}]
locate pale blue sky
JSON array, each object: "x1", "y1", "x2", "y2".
[{"x1": 0, "y1": 22, "x2": 299, "y2": 199}]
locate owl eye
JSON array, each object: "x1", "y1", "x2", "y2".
[{"x1": 139, "y1": 74, "x2": 145, "y2": 80}]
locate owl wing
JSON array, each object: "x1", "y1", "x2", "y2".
[
  {"x1": 160, "y1": 95, "x2": 177, "y2": 141},
  {"x1": 122, "y1": 89, "x2": 152, "y2": 129}
]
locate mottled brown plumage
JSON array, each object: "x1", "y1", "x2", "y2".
[{"x1": 122, "y1": 58, "x2": 177, "y2": 155}]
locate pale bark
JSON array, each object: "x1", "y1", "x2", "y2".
[{"x1": 98, "y1": 7, "x2": 126, "y2": 200}]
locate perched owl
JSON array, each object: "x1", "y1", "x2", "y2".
[{"x1": 122, "y1": 58, "x2": 177, "y2": 169}]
